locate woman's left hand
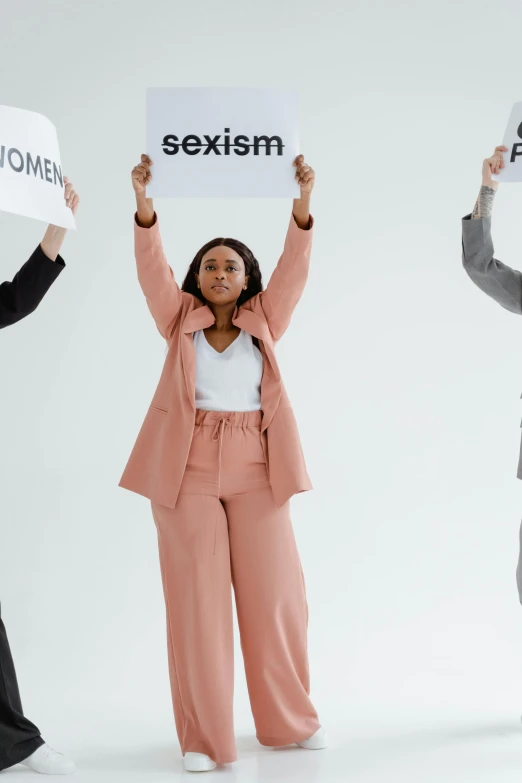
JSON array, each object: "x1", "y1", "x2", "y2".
[
  {"x1": 294, "y1": 155, "x2": 315, "y2": 198},
  {"x1": 64, "y1": 177, "x2": 80, "y2": 216}
]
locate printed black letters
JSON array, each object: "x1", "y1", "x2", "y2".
[{"x1": 161, "y1": 129, "x2": 285, "y2": 157}]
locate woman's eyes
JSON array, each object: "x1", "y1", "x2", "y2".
[{"x1": 205, "y1": 265, "x2": 238, "y2": 272}]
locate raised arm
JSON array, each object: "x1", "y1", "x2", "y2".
[
  {"x1": 132, "y1": 154, "x2": 182, "y2": 339},
  {"x1": 462, "y1": 145, "x2": 522, "y2": 315},
  {"x1": 260, "y1": 155, "x2": 315, "y2": 341},
  {"x1": 0, "y1": 247, "x2": 64, "y2": 328},
  {"x1": 0, "y1": 178, "x2": 79, "y2": 329}
]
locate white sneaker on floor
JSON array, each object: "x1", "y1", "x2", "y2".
[
  {"x1": 21, "y1": 744, "x2": 76, "y2": 775},
  {"x1": 298, "y1": 726, "x2": 328, "y2": 750},
  {"x1": 183, "y1": 752, "x2": 216, "y2": 772}
]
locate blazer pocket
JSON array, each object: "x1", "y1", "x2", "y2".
[{"x1": 150, "y1": 405, "x2": 168, "y2": 415}]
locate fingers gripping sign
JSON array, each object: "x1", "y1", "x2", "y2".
[
  {"x1": 63, "y1": 177, "x2": 80, "y2": 216},
  {"x1": 132, "y1": 154, "x2": 153, "y2": 194},
  {"x1": 482, "y1": 146, "x2": 508, "y2": 187},
  {"x1": 293, "y1": 154, "x2": 315, "y2": 198}
]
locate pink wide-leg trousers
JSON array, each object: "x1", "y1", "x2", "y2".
[{"x1": 151, "y1": 410, "x2": 320, "y2": 765}]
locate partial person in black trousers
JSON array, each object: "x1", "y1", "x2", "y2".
[{"x1": 0, "y1": 178, "x2": 79, "y2": 776}]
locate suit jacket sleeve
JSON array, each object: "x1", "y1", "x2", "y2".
[
  {"x1": 0, "y1": 245, "x2": 65, "y2": 329},
  {"x1": 259, "y1": 213, "x2": 314, "y2": 342},
  {"x1": 462, "y1": 213, "x2": 522, "y2": 315},
  {"x1": 134, "y1": 213, "x2": 183, "y2": 339}
]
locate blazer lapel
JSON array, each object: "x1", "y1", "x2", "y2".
[
  {"x1": 180, "y1": 304, "x2": 215, "y2": 410},
  {"x1": 233, "y1": 308, "x2": 272, "y2": 344},
  {"x1": 259, "y1": 341, "x2": 282, "y2": 432},
  {"x1": 182, "y1": 304, "x2": 216, "y2": 334},
  {"x1": 183, "y1": 303, "x2": 270, "y2": 342}
]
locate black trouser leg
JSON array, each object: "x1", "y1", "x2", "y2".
[{"x1": 0, "y1": 603, "x2": 43, "y2": 771}]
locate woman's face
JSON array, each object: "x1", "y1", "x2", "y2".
[{"x1": 196, "y1": 245, "x2": 249, "y2": 307}]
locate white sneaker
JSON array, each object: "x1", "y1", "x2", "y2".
[
  {"x1": 21, "y1": 743, "x2": 76, "y2": 775},
  {"x1": 183, "y1": 752, "x2": 216, "y2": 772},
  {"x1": 297, "y1": 726, "x2": 328, "y2": 750}
]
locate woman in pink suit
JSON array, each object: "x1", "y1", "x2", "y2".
[{"x1": 120, "y1": 153, "x2": 325, "y2": 772}]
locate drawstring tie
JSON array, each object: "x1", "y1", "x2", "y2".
[
  {"x1": 211, "y1": 416, "x2": 230, "y2": 555},
  {"x1": 211, "y1": 416, "x2": 230, "y2": 443}
]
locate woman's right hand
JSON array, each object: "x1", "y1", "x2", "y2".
[
  {"x1": 132, "y1": 154, "x2": 155, "y2": 227},
  {"x1": 132, "y1": 154, "x2": 153, "y2": 195},
  {"x1": 482, "y1": 146, "x2": 508, "y2": 188}
]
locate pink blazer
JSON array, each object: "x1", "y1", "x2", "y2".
[{"x1": 119, "y1": 212, "x2": 314, "y2": 509}]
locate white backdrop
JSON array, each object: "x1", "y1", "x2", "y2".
[{"x1": 3, "y1": 1, "x2": 522, "y2": 781}]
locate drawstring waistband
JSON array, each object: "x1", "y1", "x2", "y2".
[{"x1": 194, "y1": 409, "x2": 263, "y2": 429}]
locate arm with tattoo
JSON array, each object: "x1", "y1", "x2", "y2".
[
  {"x1": 471, "y1": 184, "x2": 497, "y2": 219},
  {"x1": 463, "y1": 173, "x2": 522, "y2": 314}
]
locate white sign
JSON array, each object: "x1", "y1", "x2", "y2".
[
  {"x1": 0, "y1": 105, "x2": 75, "y2": 229},
  {"x1": 492, "y1": 101, "x2": 522, "y2": 183},
  {"x1": 146, "y1": 88, "x2": 300, "y2": 198}
]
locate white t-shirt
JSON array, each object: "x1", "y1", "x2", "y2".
[{"x1": 193, "y1": 329, "x2": 263, "y2": 412}]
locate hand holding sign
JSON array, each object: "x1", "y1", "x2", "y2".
[
  {"x1": 63, "y1": 177, "x2": 80, "y2": 216},
  {"x1": 132, "y1": 154, "x2": 153, "y2": 195},
  {"x1": 132, "y1": 154, "x2": 155, "y2": 228},
  {"x1": 482, "y1": 146, "x2": 508, "y2": 188},
  {"x1": 39, "y1": 177, "x2": 80, "y2": 261},
  {"x1": 294, "y1": 155, "x2": 315, "y2": 197}
]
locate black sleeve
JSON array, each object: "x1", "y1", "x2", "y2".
[{"x1": 0, "y1": 245, "x2": 66, "y2": 329}]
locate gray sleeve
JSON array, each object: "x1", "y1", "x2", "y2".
[{"x1": 462, "y1": 214, "x2": 522, "y2": 315}]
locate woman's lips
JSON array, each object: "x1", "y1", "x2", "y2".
[{"x1": 212, "y1": 285, "x2": 228, "y2": 291}]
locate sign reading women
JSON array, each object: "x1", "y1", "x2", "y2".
[
  {"x1": 0, "y1": 105, "x2": 75, "y2": 229},
  {"x1": 146, "y1": 88, "x2": 300, "y2": 198}
]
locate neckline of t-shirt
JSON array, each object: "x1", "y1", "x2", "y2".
[{"x1": 201, "y1": 329, "x2": 243, "y2": 356}]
